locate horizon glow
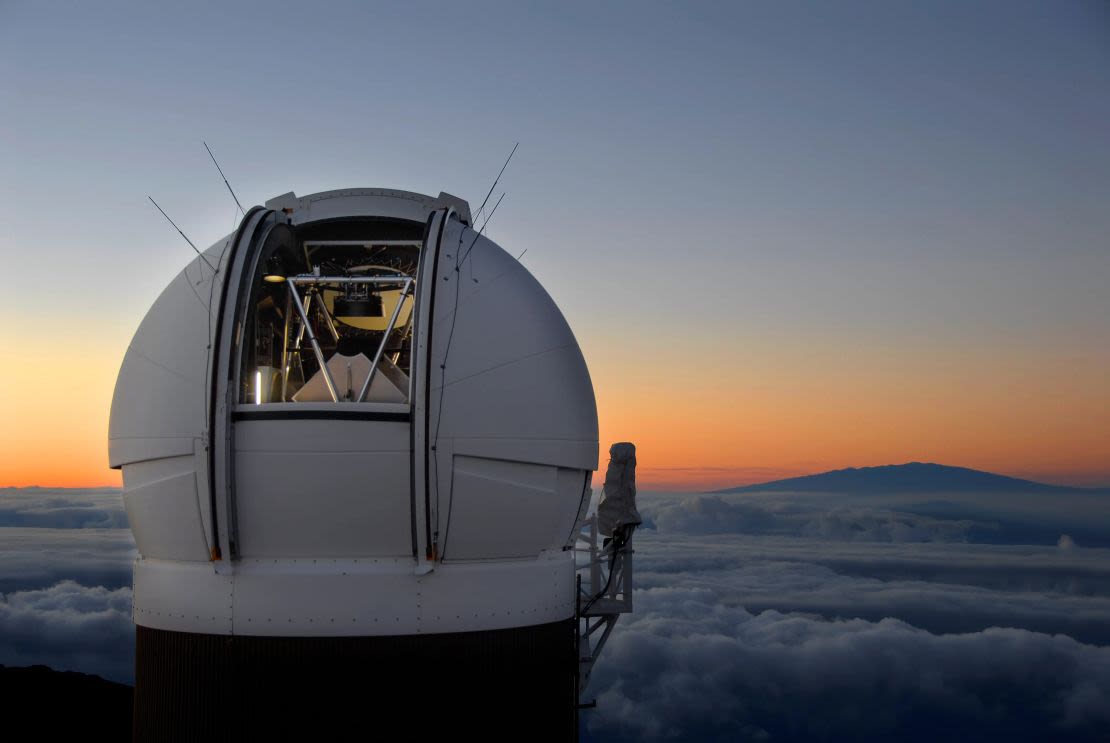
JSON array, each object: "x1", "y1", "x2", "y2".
[{"x1": 1, "y1": 1, "x2": 1107, "y2": 489}]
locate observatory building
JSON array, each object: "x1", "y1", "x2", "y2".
[{"x1": 110, "y1": 188, "x2": 633, "y2": 740}]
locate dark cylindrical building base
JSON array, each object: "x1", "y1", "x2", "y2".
[{"x1": 134, "y1": 619, "x2": 578, "y2": 742}]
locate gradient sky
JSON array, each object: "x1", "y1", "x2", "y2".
[{"x1": 1, "y1": 1, "x2": 1107, "y2": 489}]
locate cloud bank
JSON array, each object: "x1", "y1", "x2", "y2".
[
  {"x1": 641, "y1": 490, "x2": 1110, "y2": 548},
  {"x1": 586, "y1": 586, "x2": 1110, "y2": 742},
  {"x1": 0, "y1": 527, "x2": 135, "y2": 594},
  {"x1": 0, "y1": 488, "x2": 135, "y2": 681},
  {"x1": 0, "y1": 581, "x2": 133, "y2": 683},
  {"x1": 1, "y1": 486, "x2": 1108, "y2": 740},
  {"x1": 0, "y1": 487, "x2": 127, "y2": 529},
  {"x1": 581, "y1": 490, "x2": 1110, "y2": 740}
]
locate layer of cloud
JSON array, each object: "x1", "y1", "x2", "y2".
[
  {"x1": 0, "y1": 581, "x2": 133, "y2": 683},
  {"x1": 638, "y1": 490, "x2": 1110, "y2": 548},
  {"x1": 633, "y1": 533, "x2": 1110, "y2": 645},
  {"x1": 2, "y1": 486, "x2": 1108, "y2": 740},
  {"x1": 0, "y1": 527, "x2": 135, "y2": 594},
  {"x1": 583, "y1": 489, "x2": 1110, "y2": 740},
  {"x1": 585, "y1": 586, "x2": 1110, "y2": 742},
  {"x1": 645, "y1": 495, "x2": 981, "y2": 543},
  {"x1": 0, "y1": 487, "x2": 126, "y2": 529}
]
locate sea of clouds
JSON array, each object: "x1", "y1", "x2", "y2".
[
  {"x1": 0, "y1": 488, "x2": 134, "y2": 683},
  {"x1": 582, "y1": 490, "x2": 1110, "y2": 741},
  {"x1": 1, "y1": 485, "x2": 1108, "y2": 741}
]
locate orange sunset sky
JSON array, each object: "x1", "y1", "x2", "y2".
[
  {"x1": 2, "y1": 3, "x2": 1108, "y2": 491},
  {"x1": 2, "y1": 311, "x2": 1107, "y2": 490}
]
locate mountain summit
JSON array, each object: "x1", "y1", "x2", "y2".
[{"x1": 713, "y1": 462, "x2": 1086, "y2": 494}]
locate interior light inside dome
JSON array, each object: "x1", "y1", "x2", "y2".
[{"x1": 263, "y1": 254, "x2": 286, "y2": 283}]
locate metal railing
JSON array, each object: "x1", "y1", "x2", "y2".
[{"x1": 575, "y1": 514, "x2": 634, "y2": 696}]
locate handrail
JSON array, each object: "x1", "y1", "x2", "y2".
[{"x1": 575, "y1": 514, "x2": 634, "y2": 696}]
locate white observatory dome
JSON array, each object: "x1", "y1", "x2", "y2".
[{"x1": 110, "y1": 188, "x2": 600, "y2": 740}]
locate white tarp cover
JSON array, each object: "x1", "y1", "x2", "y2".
[
  {"x1": 597, "y1": 442, "x2": 641, "y2": 537},
  {"x1": 292, "y1": 353, "x2": 407, "y2": 403}
]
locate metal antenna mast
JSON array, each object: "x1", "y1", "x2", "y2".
[
  {"x1": 203, "y1": 141, "x2": 245, "y2": 216},
  {"x1": 147, "y1": 196, "x2": 217, "y2": 272},
  {"x1": 472, "y1": 142, "x2": 517, "y2": 227},
  {"x1": 459, "y1": 191, "x2": 505, "y2": 268}
]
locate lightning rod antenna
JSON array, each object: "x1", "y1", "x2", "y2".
[
  {"x1": 203, "y1": 141, "x2": 245, "y2": 216},
  {"x1": 147, "y1": 196, "x2": 217, "y2": 272},
  {"x1": 472, "y1": 142, "x2": 517, "y2": 226},
  {"x1": 459, "y1": 191, "x2": 506, "y2": 268}
]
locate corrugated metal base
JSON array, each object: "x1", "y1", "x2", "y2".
[{"x1": 134, "y1": 619, "x2": 577, "y2": 742}]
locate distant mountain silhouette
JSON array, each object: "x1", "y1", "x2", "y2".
[
  {"x1": 713, "y1": 462, "x2": 1092, "y2": 494},
  {"x1": 0, "y1": 664, "x2": 132, "y2": 739}
]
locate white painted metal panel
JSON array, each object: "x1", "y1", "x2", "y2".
[
  {"x1": 264, "y1": 188, "x2": 470, "y2": 226},
  {"x1": 266, "y1": 188, "x2": 434, "y2": 225},
  {"x1": 132, "y1": 559, "x2": 232, "y2": 634},
  {"x1": 132, "y1": 553, "x2": 574, "y2": 636},
  {"x1": 416, "y1": 555, "x2": 575, "y2": 631},
  {"x1": 233, "y1": 418, "x2": 408, "y2": 452},
  {"x1": 230, "y1": 558, "x2": 420, "y2": 635},
  {"x1": 435, "y1": 346, "x2": 599, "y2": 444},
  {"x1": 424, "y1": 224, "x2": 598, "y2": 565},
  {"x1": 451, "y1": 437, "x2": 598, "y2": 472},
  {"x1": 234, "y1": 420, "x2": 411, "y2": 557},
  {"x1": 431, "y1": 234, "x2": 583, "y2": 388},
  {"x1": 234, "y1": 451, "x2": 411, "y2": 557},
  {"x1": 112, "y1": 187, "x2": 601, "y2": 649},
  {"x1": 108, "y1": 241, "x2": 228, "y2": 465},
  {"x1": 445, "y1": 456, "x2": 565, "y2": 560},
  {"x1": 122, "y1": 457, "x2": 210, "y2": 561},
  {"x1": 109, "y1": 435, "x2": 196, "y2": 471}
]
